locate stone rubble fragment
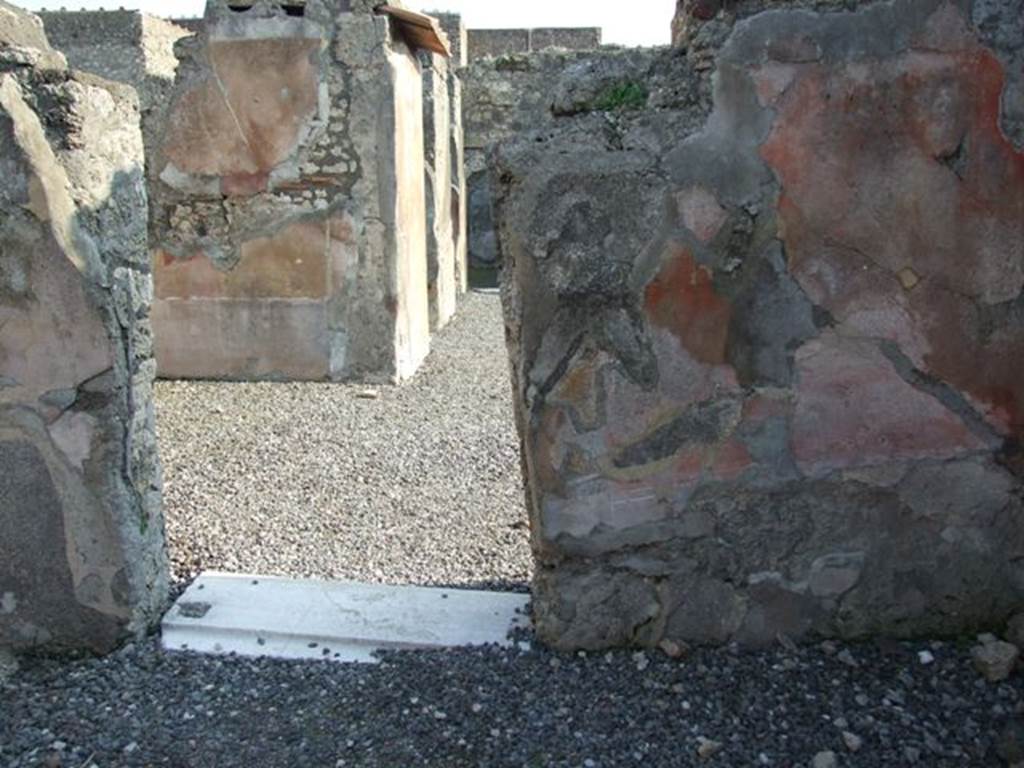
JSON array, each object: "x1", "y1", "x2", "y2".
[
  {"x1": 658, "y1": 639, "x2": 687, "y2": 659},
  {"x1": 696, "y1": 737, "x2": 722, "y2": 760},
  {"x1": 972, "y1": 638, "x2": 1020, "y2": 683},
  {"x1": 836, "y1": 651, "x2": 858, "y2": 669},
  {"x1": 841, "y1": 732, "x2": 862, "y2": 753}
]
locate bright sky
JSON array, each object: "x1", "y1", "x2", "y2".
[{"x1": 17, "y1": 1, "x2": 675, "y2": 47}]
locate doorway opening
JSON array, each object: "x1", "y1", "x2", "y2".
[{"x1": 154, "y1": 292, "x2": 531, "y2": 605}]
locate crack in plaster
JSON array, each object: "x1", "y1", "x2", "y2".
[{"x1": 209, "y1": 60, "x2": 253, "y2": 154}]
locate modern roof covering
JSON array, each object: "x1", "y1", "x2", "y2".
[{"x1": 376, "y1": 4, "x2": 450, "y2": 57}]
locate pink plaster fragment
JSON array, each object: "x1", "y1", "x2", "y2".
[
  {"x1": 791, "y1": 334, "x2": 985, "y2": 476},
  {"x1": 49, "y1": 411, "x2": 97, "y2": 472},
  {"x1": 674, "y1": 187, "x2": 729, "y2": 244},
  {"x1": 753, "y1": 63, "x2": 800, "y2": 107}
]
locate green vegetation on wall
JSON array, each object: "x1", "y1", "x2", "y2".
[{"x1": 593, "y1": 82, "x2": 649, "y2": 111}]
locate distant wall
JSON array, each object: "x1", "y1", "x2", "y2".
[
  {"x1": 421, "y1": 48, "x2": 458, "y2": 331},
  {"x1": 38, "y1": 10, "x2": 189, "y2": 113},
  {"x1": 434, "y1": 12, "x2": 468, "y2": 294},
  {"x1": 39, "y1": 9, "x2": 191, "y2": 236},
  {"x1": 38, "y1": 3, "x2": 472, "y2": 383},
  {"x1": 170, "y1": 17, "x2": 204, "y2": 33},
  {"x1": 149, "y1": 0, "x2": 432, "y2": 383},
  {"x1": 434, "y1": 11, "x2": 467, "y2": 68},
  {"x1": 467, "y1": 27, "x2": 601, "y2": 61},
  {"x1": 462, "y1": 47, "x2": 666, "y2": 270},
  {"x1": 468, "y1": 28, "x2": 530, "y2": 60},
  {"x1": 38, "y1": 11, "x2": 145, "y2": 90},
  {"x1": 530, "y1": 27, "x2": 602, "y2": 52}
]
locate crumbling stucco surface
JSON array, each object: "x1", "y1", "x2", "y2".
[
  {"x1": 149, "y1": 0, "x2": 431, "y2": 382},
  {"x1": 0, "y1": 2, "x2": 168, "y2": 653},
  {"x1": 421, "y1": 48, "x2": 457, "y2": 331},
  {"x1": 422, "y1": 11, "x2": 469, "y2": 325},
  {"x1": 496, "y1": 0, "x2": 1024, "y2": 650},
  {"x1": 436, "y1": 12, "x2": 469, "y2": 295}
]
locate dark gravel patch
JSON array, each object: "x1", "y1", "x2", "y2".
[{"x1": 2, "y1": 635, "x2": 1021, "y2": 767}]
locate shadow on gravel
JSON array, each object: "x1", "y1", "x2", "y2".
[
  {"x1": 416, "y1": 578, "x2": 531, "y2": 594},
  {"x1": 5, "y1": 633, "x2": 1023, "y2": 767}
]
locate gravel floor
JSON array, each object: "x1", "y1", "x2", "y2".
[
  {"x1": 154, "y1": 291, "x2": 532, "y2": 590},
  {"x1": 7, "y1": 293, "x2": 1024, "y2": 767},
  {"x1": 4, "y1": 636, "x2": 1023, "y2": 767}
]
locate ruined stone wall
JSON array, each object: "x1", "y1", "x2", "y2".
[
  {"x1": 421, "y1": 49, "x2": 457, "y2": 331},
  {"x1": 436, "y1": 11, "x2": 467, "y2": 67},
  {"x1": 170, "y1": 17, "x2": 205, "y2": 34},
  {"x1": 531, "y1": 28, "x2": 603, "y2": 52},
  {"x1": 435, "y1": 11, "x2": 468, "y2": 297},
  {"x1": 450, "y1": 66, "x2": 468, "y2": 294},
  {"x1": 495, "y1": 0, "x2": 1024, "y2": 650},
  {"x1": 467, "y1": 27, "x2": 602, "y2": 61},
  {"x1": 440, "y1": 15, "x2": 471, "y2": 296},
  {"x1": 150, "y1": 0, "x2": 432, "y2": 382},
  {"x1": 0, "y1": 3, "x2": 167, "y2": 653},
  {"x1": 463, "y1": 47, "x2": 674, "y2": 270},
  {"x1": 388, "y1": 26, "x2": 431, "y2": 379},
  {"x1": 37, "y1": 11, "x2": 144, "y2": 88},
  {"x1": 38, "y1": 10, "x2": 193, "y2": 293},
  {"x1": 38, "y1": 11, "x2": 190, "y2": 117},
  {"x1": 468, "y1": 29, "x2": 529, "y2": 60},
  {"x1": 461, "y1": 25, "x2": 614, "y2": 275}
]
